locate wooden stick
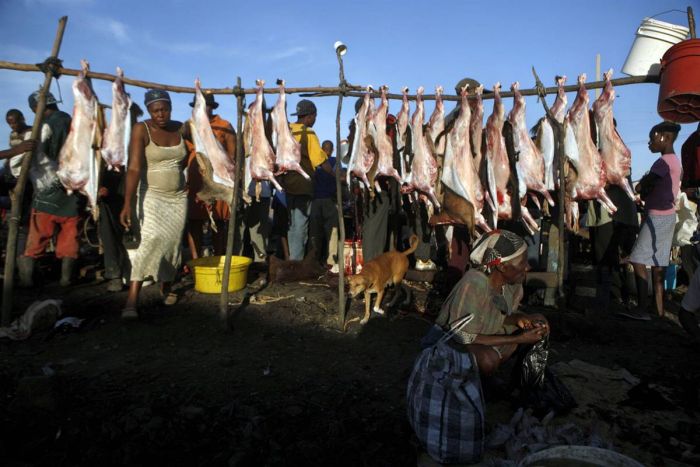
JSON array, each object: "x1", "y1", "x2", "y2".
[
  {"x1": 219, "y1": 77, "x2": 245, "y2": 326},
  {"x1": 334, "y1": 51, "x2": 347, "y2": 330},
  {"x1": 1, "y1": 17, "x2": 68, "y2": 326},
  {"x1": 531, "y1": 66, "x2": 567, "y2": 303},
  {"x1": 0, "y1": 59, "x2": 658, "y2": 101},
  {"x1": 689, "y1": 6, "x2": 696, "y2": 39}
]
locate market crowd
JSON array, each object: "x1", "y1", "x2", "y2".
[
  {"x1": 1, "y1": 82, "x2": 700, "y2": 340},
  {"x1": 2, "y1": 79, "x2": 700, "y2": 467}
]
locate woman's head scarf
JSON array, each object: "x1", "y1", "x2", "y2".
[{"x1": 470, "y1": 230, "x2": 527, "y2": 272}]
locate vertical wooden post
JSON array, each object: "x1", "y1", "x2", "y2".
[
  {"x1": 219, "y1": 77, "x2": 245, "y2": 325},
  {"x1": 532, "y1": 67, "x2": 566, "y2": 303},
  {"x1": 689, "y1": 6, "x2": 696, "y2": 39},
  {"x1": 335, "y1": 48, "x2": 348, "y2": 329},
  {"x1": 595, "y1": 54, "x2": 601, "y2": 99},
  {"x1": 2, "y1": 16, "x2": 68, "y2": 326}
]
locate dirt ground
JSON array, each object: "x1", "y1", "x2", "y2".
[{"x1": 0, "y1": 264, "x2": 699, "y2": 467}]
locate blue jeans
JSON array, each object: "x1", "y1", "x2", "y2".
[{"x1": 287, "y1": 194, "x2": 312, "y2": 260}]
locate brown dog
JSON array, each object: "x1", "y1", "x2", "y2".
[{"x1": 346, "y1": 235, "x2": 419, "y2": 326}]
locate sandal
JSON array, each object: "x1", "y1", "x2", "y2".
[
  {"x1": 162, "y1": 292, "x2": 178, "y2": 306},
  {"x1": 121, "y1": 306, "x2": 138, "y2": 320}
]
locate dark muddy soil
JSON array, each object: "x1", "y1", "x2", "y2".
[{"x1": 0, "y1": 271, "x2": 698, "y2": 466}]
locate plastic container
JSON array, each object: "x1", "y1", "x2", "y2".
[
  {"x1": 664, "y1": 264, "x2": 678, "y2": 291},
  {"x1": 343, "y1": 239, "x2": 363, "y2": 275},
  {"x1": 519, "y1": 445, "x2": 644, "y2": 467},
  {"x1": 189, "y1": 255, "x2": 252, "y2": 294},
  {"x1": 622, "y1": 18, "x2": 689, "y2": 76},
  {"x1": 658, "y1": 39, "x2": 700, "y2": 123}
]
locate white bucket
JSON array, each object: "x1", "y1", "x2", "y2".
[{"x1": 622, "y1": 17, "x2": 689, "y2": 76}]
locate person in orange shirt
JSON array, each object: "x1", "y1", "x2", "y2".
[{"x1": 184, "y1": 93, "x2": 236, "y2": 258}]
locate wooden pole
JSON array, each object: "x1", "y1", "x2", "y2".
[
  {"x1": 1, "y1": 16, "x2": 68, "y2": 326},
  {"x1": 595, "y1": 54, "x2": 601, "y2": 99},
  {"x1": 335, "y1": 47, "x2": 347, "y2": 330},
  {"x1": 0, "y1": 59, "x2": 659, "y2": 101},
  {"x1": 532, "y1": 67, "x2": 567, "y2": 303},
  {"x1": 219, "y1": 77, "x2": 245, "y2": 326},
  {"x1": 689, "y1": 6, "x2": 696, "y2": 39}
]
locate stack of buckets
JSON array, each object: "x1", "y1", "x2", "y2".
[{"x1": 621, "y1": 17, "x2": 699, "y2": 123}]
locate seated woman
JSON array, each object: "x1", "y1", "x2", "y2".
[{"x1": 428, "y1": 230, "x2": 549, "y2": 375}]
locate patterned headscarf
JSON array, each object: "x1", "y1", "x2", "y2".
[
  {"x1": 470, "y1": 230, "x2": 527, "y2": 271},
  {"x1": 144, "y1": 89, "x2": 171, "y2": 108}
]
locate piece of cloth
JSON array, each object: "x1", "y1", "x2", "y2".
[
  {"x1": 24, "y1": 209, "x2": 79, "y2": 259},
  {"x1": 435, "y1": 269, "x2": 522, "y2": 345},
  {"x1": 286, "y1": 193, "x2": 312, "y2": 260},
  {"x1": 98, "y1": 198, "x2": 127, "y2": 280},
  {"x1": 470, "y1": 229, "x2": 527, "y2": 268},
  {"x1": 281, "y1": 123, "x2": 327, "y2": 196},
  {"x1": 629, "y1": 213, "x2": 676, "y2": 267},
  {"x1": 291, "y1": 122, "x2": 327, "y2": 168},
  {"x1": 98, "y1": 169, "x2": 127, "y2": 279},
  {"x1": 185, "y1": 114, "x2": 235, "y2": 221},
  {"x1": 591, "y1": 221, "x2": 638, "y2": 267},
  {"x1": 410, "y1": 200, "x2": 432, "y2": 261},
  {"x1": 310, "y1": 197, "x2": 338, "y2": 264},
  {"x1": 8, "y1": 129, "x2": 31, "y2": 178},
  {"x1": 682, "y1": 265, "x2": 700, "y2": 312},
  {"x1": 646, "y1": 153, "x2": 681, "y2": 215},
  {"x1": 681, "y1": 128, "x2": 700, "y2": 189},
  {"x1": 32, "y1": 110, "x2": 79, "y2": 217},
  {"x1": 128, "y1": 123, "x2": 188, "y2": 282},
  {"x1": 234, "y1": 196, "x2": 271, "y2": 262},
  {"x1": 314, "y1": 156, "x2": 336, "y2": 199},
  {"x1": 362, "y1": 190, "x2": 391, "y2": 262}
]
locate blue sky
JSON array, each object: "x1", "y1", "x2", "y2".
[{"x1": 1, "y1": 0, "x2": 697, "y2": 179}]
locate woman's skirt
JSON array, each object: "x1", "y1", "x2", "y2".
[
  {"x1": 629, "y1": 213, "x2": 676, "y2": 267},
  {"x1": 129, "y1": 189, "x2": 187, "y2": 282}
]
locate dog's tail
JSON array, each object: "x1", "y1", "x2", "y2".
[{"x1": 402, "y1": 235, "x2": 419, "y2": 256}]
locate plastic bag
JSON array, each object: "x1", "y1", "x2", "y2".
[
  {"x1": 673, "y1": 192, "x2": 698, "y2": 247},
  {"x1": 407, "y1": 314, "x2": 485, "y2": 464},
  {"x1": 519, "y1": 334, "x2": 549, "y2": 388}
]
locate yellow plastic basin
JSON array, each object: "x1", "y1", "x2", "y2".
[{"x1": 189, "y1": 255, "x2": 252, "y2": 294}]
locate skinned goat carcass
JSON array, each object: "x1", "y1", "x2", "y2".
[
  {"x1": 508, "y1": 82, "x2": 555, "y2": 207},
  {"x1": 347, "y1": 87, "x2": 377, "y2": 191},
  {"x1": 486, "y1": 83, "x2": 512, "y2": 220},
  {"x1": 395, "y1": 87, "x2": 411, "y2": 179},
  {"x1": 57, "y1": 59, "x2": 100, "y2": 214},
  {"x1": 439, "y1": 85, "x2": 490, "y2": 233},
  {"x1": 190, "y1": 78, "x2": 236, "y2": 204},
  {"x1": 402, "y1": 86, "x2": 440, "y2": 208},
  {"x1": 469, "y1": 84, "x2": 485, "y2": 173},
  {"x1": 271, "y1": 79, "x2": 310, "y2": 180},
  {"x1": 369, "y1": 85, "x2": 401, "y2": 186},
  {"x1": 567, "y1": 74, "x2": 616, "y2": 215},
  {"x1": 101, "y1": 67, "x2": 132, "y2": 171},
  {"x1": 249, "y1": 80, "x2": 282, "y2": 194},
  {"x1": 593, "y1": 69, "x2": 635, "y2": 200}
]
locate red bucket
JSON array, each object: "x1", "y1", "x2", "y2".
[{"x1": 657, "y1": 39, "x2": 700, "y2": 123}]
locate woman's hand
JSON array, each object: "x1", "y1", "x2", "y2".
[
  {"x1": 120, "y1": 205, "x2": 132, "y2": 230},
  {"x1": 517, "y1": 327, "x2": 546, "y2": 344}
]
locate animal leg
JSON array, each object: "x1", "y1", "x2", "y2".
[
  {"x1": 621, "y1": 177, "x2": 636, "y2": 201},
  {"x1": 360, "y1": 290, "x2": 372, "y2": 325},
  {"x1": 373, "y1": 288, "x2": 386, "y2": 316}
]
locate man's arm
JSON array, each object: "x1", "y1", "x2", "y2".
[{"x1": 0, "y1": 140, "x2": 36, "y2": 160}]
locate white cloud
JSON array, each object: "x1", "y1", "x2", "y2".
[
  {"x1": 84, "y1": 15, "x2": 130, "y2": 44},
  {"x1": 267, "y1": 46, "x2": 308, "y2": 61}
]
